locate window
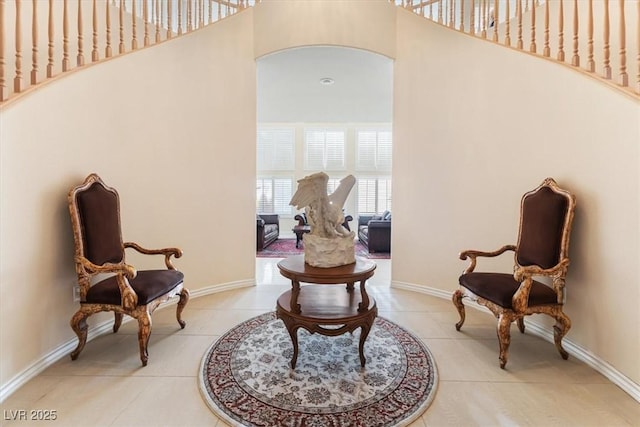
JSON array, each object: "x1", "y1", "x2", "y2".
[
  {"x1": 304, "y1": 129, "x2": 345, "y2": 170},
  {"x1": 357, "y1": 178, "x2": 392, "y2": 214},
  {"x1": 356, "y1": 129, "x2": 392, "y2": 171},
  {"x1": 257, "y1": 128, "x2": 295, "y2": 171},
  {"x1": 256, "y1": 177, "x2": 293, "y2": 215}
]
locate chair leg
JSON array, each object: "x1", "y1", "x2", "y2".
[
  {"x1": 137, "y1": 310, "x2": 152, "y2": 366},
  {"x1": 552, "y1": 311, "x2": 572, "y2": 360},
  {"x1": 517, "y1": 317, "x2": 525, "y2": 334},
  {"x1": 69, "y1": 309, "x2": 91, "y2": 361},
  {"x1": 113, "y1": 312, "x2": 124, "y2": 333},
  {"x1": 452, "y1": 289, "x2": 466, "y2": 331},
  {"x1": 497, "y1": 313, "x2": 513, "y2": 369},
  {"x1": 176, "y1": 288, "x2": 189, "y2": 329}
]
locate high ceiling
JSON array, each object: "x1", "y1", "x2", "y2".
[{"x1": 257, "y1": 46, "x2": 393, "y2": 123}]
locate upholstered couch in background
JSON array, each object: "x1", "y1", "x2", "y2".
[
  {"x1": 257, "y1": 214, "x2": 279, "y2": 250},
  {"x1": 358, "y1": 211, "x2": 391, "y2": 253}
]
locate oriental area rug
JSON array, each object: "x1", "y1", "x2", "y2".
[
  {"x1": 257, "y1": 238, "x2": 391, "y2": 260},
  {"x1": 198, "y1": 312, "x2": 438, "y2": 427}
]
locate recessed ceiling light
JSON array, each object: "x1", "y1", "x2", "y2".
[{"x1": 319, "y1": 77, "x2": 334, "y2": 85}]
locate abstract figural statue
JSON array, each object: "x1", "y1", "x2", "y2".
[{"x1": 290, "y1": 172, "x2": 356, "y2": 267}]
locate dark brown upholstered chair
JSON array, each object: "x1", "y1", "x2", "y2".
[
  {"x1": 68, "y1": 173, "x2": 189, "y2": 366},
  {"x1": 452, "y1": 178, "x2": 576, "y2": 369}
]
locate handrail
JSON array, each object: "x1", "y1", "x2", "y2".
[
  {"x1": 0, "y1": 0, "x2": 260, "y2": 105},
  {"x1": 393, "y1": 0, "x2": 639, "y2": 99},
  {"x1": 0, "y1": 0, "x2": 638, "y2": 106}
]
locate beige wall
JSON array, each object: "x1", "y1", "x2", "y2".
[
  {"x1": 0, "y1": 10, "x2": 256, "y2": 392},
  {"x1": 393, "y1": 9, "x2": 639, "y2": 385},
  {"x1": 1, "y1": 0, "x2": 639, "y2": 399}
]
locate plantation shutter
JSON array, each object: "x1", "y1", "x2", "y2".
[
  {"x1": 257, "y1": 128, "x2": 295, "y2": 171},
  {"x1": 356, "y1": 131, "x2": 377, "y2": 170}
]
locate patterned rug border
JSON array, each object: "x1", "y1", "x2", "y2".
[{"x1": 198, "y1": 312, "x2": 438, "y2": 427}]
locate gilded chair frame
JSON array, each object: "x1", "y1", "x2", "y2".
[
  {"x1": 68, "y1": 173, "x2": 189, "y2": 366},
  {"x1": 452, "y1": 178, "x2": 576, "y2": 368}
]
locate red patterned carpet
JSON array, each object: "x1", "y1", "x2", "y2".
[{"x1": 257, "y1": 238, "x2": 390, "y2": 259}]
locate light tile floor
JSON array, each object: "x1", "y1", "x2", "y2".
[{"x1": 1, "y1": 258, "x2": 638, "y2": 426}]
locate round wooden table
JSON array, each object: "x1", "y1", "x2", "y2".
[{"x1": 276, "y1": 255, "x2": 377, "y2": 369}]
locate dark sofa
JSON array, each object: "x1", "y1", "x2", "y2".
[
  {"x1": 358, "y1": 211, "x2": 391, "y2": 253},
  {"x1": 257, "y1": 214, "x2": 279, "y2": 250}
]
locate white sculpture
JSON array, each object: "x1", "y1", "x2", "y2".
[{"x1": 290, "y1": 172, "x2": 356, "y2": 267}]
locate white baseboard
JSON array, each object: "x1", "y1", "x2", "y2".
[
  {"x1": 0, "y1": 279, "x2": 255, "y2": 403},
  {"x1": 391, "y1": 280, "x2": 640, "y2": 403}
]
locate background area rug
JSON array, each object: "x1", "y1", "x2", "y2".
[
  {"x1": 257, "y1": 238, "x2": 391, "y2": 260},
  {"x1": 199, "y1": 312, "x2": 438, "y2": 427}
]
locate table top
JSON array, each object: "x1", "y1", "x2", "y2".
[
  {"x1": 277, "y1": 255, "x2": 376, "y2": 284},
  {"x1": 292, "y1": 225, "x2": 311, "y2": 232}
]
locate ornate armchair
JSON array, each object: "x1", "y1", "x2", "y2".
[
  {"x1": 452, "y1": 178, "x2": 576, "y2": 369},
  {"x1": 68, "y1": 173, "x2": 189, "y2": 366}
]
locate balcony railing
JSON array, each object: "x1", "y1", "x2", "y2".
[
  {"x1": 1, "y1": 0, "x2": 638, "y2": 106},
  {"x1": 396, "y1": 0, "x2": 639, "y2": 98},
  {"x1": 0, "y1": 0, "x2": 259, "y2": 105}
]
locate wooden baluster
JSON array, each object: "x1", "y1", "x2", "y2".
[
  {"x1": 603, "y1": 0, "x2": 611, "y2": 79},
  {"x1": 178, "y1": 0, "x2": 183, "y2": 35},
  {"x1": 31, "y1": 0, "x2": 38, "y2": 85},
  {"x1": 619, "y1": 0, "x2": 627, "y2": 86},
  {"x1": 558, "y1": 0, "x2": 565, "y2": 61},
  {"x1": 143, "y1": 0, "x2": 149, "y2": 46},
  {"x1": 47, "y1": 0, "x2": 53, "y2": 77},
  {"x1": 543, "y1": 0, "x2": 550, "y2": 56},
  {"x1": 63, "y1": 0, "x2": 70, "y2": 71},
  {"x1": 438, "y1": 0, "x2": 443, "y2": 24},
  {"x1": 155, "y1": 0, "x2": 161, "y2": 43},
  {"x1": 587, "y1": 0, "x2": 594, "y2": 71},
  {"x1": 525, "y1": 0, "x2": 529, "y2": 13},
  {"x1": 505, "y1": 0, "x2": 511, "y2": 46},
  {"x1": 449, "y1": 0, "x2": 454, "y2": 28},
  {"x1": 14, "y1": 0, "x2": 22, "y2": 93},
  {"x1": 470, "y1": 0, "x2": 475, "y2": 34},
  {"x1": 517, "y1": 0, "x2": 523, "y2": 49},
  {"x1": 0, "y1": 0, "x2": 5, "y2": 101},
  {"x1": 77, "y1": 0, "x2": 84, "y2": 66},
  {"x1": 187, "y1": 0, "x2": 192, "y2": 32},
  {"x1": 209, "y1": 0, "x2": 213, "y2": 24},
  {"x1": 131, "y1": 0, "x2": 137, "y2": 50},
  {"x1": 118, "y1": 0, "x2": 125, "y2": 53},
  {"x1": 481, "y1": 0, "x2": 487, "y2": 38},
  {"x1": 492, "y1": 0, "x2": 498, "y2": 42},
  {"x1": 218, "y1": 0, "x2": 221, "y2": 20},
  {"x1": 167, "y1": 0, "x2": 173, "y2": 39},
  {"x1": 105, "y1": 0, "x2": 112, "y2": 57},
  {"x1": 459, "y1": 0, "x2": 464, "y2": 32},
  {"x1": 571, "y1": 0, "x2": 579, "y2": 66},
  {"x1": 200, "y1": 0, "x2": 204, "y2": 27},
  {"x1": 637, "y1": 0, "x2": 640, "y2": 92},
  {"x1": 91, "y1": 0, "x2": 98, "y2": 62},
  {"x1": 529, "y1": 0, "x2": 536, "y2": 53}
]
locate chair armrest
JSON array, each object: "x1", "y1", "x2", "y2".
[
  {"x1": 259, "y1": 214, "x2": 279, "y2": 225},
  {"x1": 358, "y1": 215, "x2": 374, "y2": 227},
  {"x1": 459, "y1": 245, "x2": 516, "y2": 274},
  {"x1": 294, "y1": 214, "x2": 307, "y2": 226},
  {"x1": 76, "y1": 255, "x2": 137, "y2": 278},
  {"x1": 124, "y1": 242, "x2": 183, "y2": 270},
  {"x1": 367, "y1": 220, "x2": 391, "y2": 230}
]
